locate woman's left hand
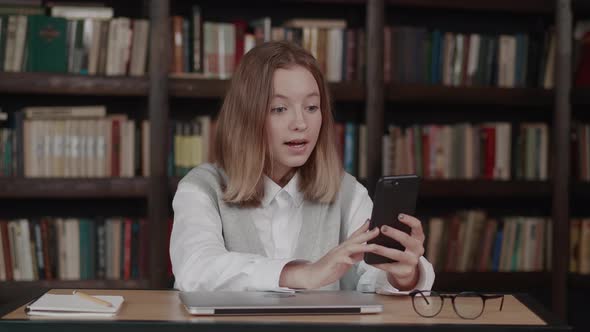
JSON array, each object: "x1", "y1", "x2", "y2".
[{"x1": 370, "y1": 213, "x2": 425, "y2": 291}]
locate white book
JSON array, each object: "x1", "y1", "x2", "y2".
[
  {"x1": 106, "y1": 19, "x2": 118, "y2": 76},
  {"x1": 8, "y1": 221, "x2": 21, "y2": 280},
  {"x1": 26, "y1": 293, "x2": 124, "y2": 317},
  {"x1": 466, "y1": 34, "x2": 480, "y2": 85},
  {"x1": 326, "y1": 28, "x2": 343, "y2": 82},
  {"x1": 50, "y1": 6, "x2": 114, "y2": 20},
  {"x1": 55, "y1": 219, "x2": 65, "y2": 279},
  {"x1": 141, "y1": 120, "x2": 150, "y2": 177},
  {"x1": 129, "y1": 20, "x2": 149, "y2": 76},
  {"x1": 4, "y1": 16, "x2": 17, "y2": 71},
  {"x1": 88, "y1": 20, "x2": 102, "y2": 75},
  {"x1": 18, "y1": 219, "x2": 34, "y2": 281},
  {"x1": 12, "y1": 15, "x2": 27, "y2": 72}
]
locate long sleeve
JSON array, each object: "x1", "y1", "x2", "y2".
[
  {"x1": 343, "y1": 181, "x2": 436, "y2": 293},
  {"x1": 170, "y1": 180, "x2": 292, "y2": 292}
]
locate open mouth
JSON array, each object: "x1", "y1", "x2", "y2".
[{"x1": 285, "y1": 139, "x2": 308, "y2": 148}]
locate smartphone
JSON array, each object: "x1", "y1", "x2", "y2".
[{"x1": 364, "y1": 175, "x2": 420, "y2": 265}]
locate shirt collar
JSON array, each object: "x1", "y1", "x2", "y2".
[{"x1": 261, "y1": 172, "x2": 304, "y2": 208}]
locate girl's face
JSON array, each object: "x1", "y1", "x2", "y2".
[{"x1": 266, "y1": 65, "x2": 322, "y2": 180}]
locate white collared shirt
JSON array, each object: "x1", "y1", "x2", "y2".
[{"x1": 170, "y1": 172, "x2": 435, "y2": 292}]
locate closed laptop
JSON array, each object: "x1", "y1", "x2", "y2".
[{"x1": 179, "y1": 291, "x2": 383, "y2": 316}]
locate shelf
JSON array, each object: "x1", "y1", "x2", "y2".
[
  {"x1": 0, "y1": 279, "x2": 150, "y2": 304},
  {"x1": 0, "y1": 72, "x2": 149, "y2": 96},
  {"x1": 169, "y1": 77, "x2": 366, "y2": 101},
  {"x1": 434, "y1": 272, "x2": 551, "y2": 292},
  {"x1": 0, "y1": 178, "x2": 148, "y2": 198},
  {"x1": 386, "y1": 0, "x2": 554, "y2": 14},
  {"x1": 569, "y1": 274, "x2": 590, "y2": 289},
  {"x1": 572, "y1": 182, "x2": 590, "y2": 198},
  {"x1": 572, "y1": 88, "x2": 590, "y2": 105},
  {"x1": 419, "y1": 180, "x2": 551, "y2": 198},
  {"x1": 387, "y1": 85, "x2": 554, "y2": 106}
]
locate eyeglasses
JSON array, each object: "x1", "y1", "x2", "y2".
[{"x1": 409, "y1": 290, "x2": 504, "y2": 320}]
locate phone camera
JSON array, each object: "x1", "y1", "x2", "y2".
[{"x1": 394, "y1": 181, "x2": 399, "y2": 186}]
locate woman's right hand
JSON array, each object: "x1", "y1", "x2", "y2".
[{"x1": 279, "y1": 220, "x2": 379, "y2": 289}]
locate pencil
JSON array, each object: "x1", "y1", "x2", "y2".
[{"x1": 73, "y1": 290, "x2": 114, "y2": 307}]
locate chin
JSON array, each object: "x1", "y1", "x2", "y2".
[{"x1": 282, "y1": 155, "x2": 311, "y2": 168}]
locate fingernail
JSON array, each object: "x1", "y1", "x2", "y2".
[
  {"x1": 365, "y1": 219, "x2": 370, "y2": 225},
  {"x1": 381, "y1": 225, "x2": 388, "y2": 233},
  {"x1": 398, "y1": 213, "x2": 405, "y2": 220}
]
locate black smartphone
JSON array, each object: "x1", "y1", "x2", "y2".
[{"x1": 364, "y1": 175, "x2": 420, "y2": 265}]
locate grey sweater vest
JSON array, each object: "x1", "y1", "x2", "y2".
[{"x1": 182, "y1": 163, "x2": 359, "y2": 290}]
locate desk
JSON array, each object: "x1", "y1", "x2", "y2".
[{"x1": 0, "y1": 289, "x2": 570, "y2": 332}]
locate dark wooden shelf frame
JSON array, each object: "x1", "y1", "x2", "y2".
[
  {"x1": 0, "y1": 178, "x2": 148, "y2": 198},
  {"x1": 419, "y1": 180, "x2": 551, "y2": 198},
  {"x1": 386, "y1": 0, "x2": 554, "y2": 14},
  {"x1": 387, "y1": 85, "x2": 554, "y2": 106},
  {"x1": 0, "y1": 72, "x2": 149, "y2": 96},
  {"x1": 169, "y1": 78, "x2": 366, "y2": 101}
]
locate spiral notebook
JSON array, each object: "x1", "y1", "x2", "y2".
[{"x1": 25, "y1": 293, "x2": 125, "y2": 317}]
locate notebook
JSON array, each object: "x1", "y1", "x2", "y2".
[
  {"x1": 180, "y1": 291, "x2": 383, "y2": 315},
  {"x1": 25, "y1": 293, "x2": 125, "y2": 317}
]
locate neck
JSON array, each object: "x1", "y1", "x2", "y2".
[{"x1": 268, "y1": 167, "x2": 296, "y2": 187}]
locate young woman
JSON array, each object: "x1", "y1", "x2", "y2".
[{"x1": 170, "y1": 41, "x2": 435, "y2": 293}]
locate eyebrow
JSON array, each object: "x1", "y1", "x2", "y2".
[{"x1": 272, "y1": 92, "x2": 320, "y2": 99}]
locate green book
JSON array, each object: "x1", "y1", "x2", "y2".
[{"x1": 26, "y1": 15, "x2": 67, "y2": 72}]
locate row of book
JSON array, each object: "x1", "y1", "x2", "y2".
[
  {"x1": 172, "y1": 7, "x2": 364, "y2": 82},
  {"x1": 0, "y1": 106, "x2": 145, "y2": 178},
  {"x1": 424, "y1": 211, "x2": 551, "y2": 273},
  {"x1": 0, "y1": 218, "x2": 148, "y2": 282},
  {"x1": 384, "y1": 27, "x2": 556, "y2": 89},
  {"x1": 165, "y1": 119, "x2": 369, "y2": 179},
  {"x1": 382, "y1": 123, "x2": 549, "y2": 181},
  {"x1": 0, "y1": 6, "x2": 149, "y2": 76}
]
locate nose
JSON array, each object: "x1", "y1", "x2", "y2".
[{"x1": 290, "y1": 108, "x2": 307, "y2": 131}]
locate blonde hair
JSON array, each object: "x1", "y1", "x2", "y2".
[{"x1": 214, "y1": 41, "x2": 343, "y2": 207}]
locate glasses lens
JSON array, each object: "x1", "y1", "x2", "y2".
[
  {"x1": 453, "y1": 293, "x2": 484, "y2": 319},
  {"x1": 412, "y1": 291, "x2": 442, "y2": 317}
]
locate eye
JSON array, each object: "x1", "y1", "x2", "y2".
[
  {"x1": 306, "y1": 105, "x2": 319, "y2": 112},
  {"x1": 271, "y1": 106, "x2": 287, "y2": 113}
]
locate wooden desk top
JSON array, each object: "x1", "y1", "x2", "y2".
[{"x1": 0, "y1": 289, "x2": 569, "y2": 332}]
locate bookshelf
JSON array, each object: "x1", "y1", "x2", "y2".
[{"x1": 0, "y1": 0, "x2": 579, "y2": 324}]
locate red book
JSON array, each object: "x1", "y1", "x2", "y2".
[
  {"x1": 170, "y1": 16, "x2": 184, "y2": 73},
  {"x1": 111, "y1": 118, "x2": 121, "y2": 177},
  {"x1": 138, "y1": 218, "x2": 149, "y2": 279},
  {"x1": 234, "y1": 20, "x2": 247, "y2": 66},
  {"x1": 477, "y1": 219, "x2": 498, "y2": 272},
  {"x1": 0, "y1": 222, "x2": 13, "y2": 281},
  {"x1": 422, "y1": 127, "x2": 430, "y2": 178},
  {"x1": 575, "y1": 32, "x2": 590, "y2": 86},
  {"x1": 445, "y1": 215, "x2": 461, "y2": 272},
  {"x1": 123, "y1": 219, "x2": 132, "y2": 280},
  {"x1": 482, "y1": 126, "x2": 496, "y2": 179}
]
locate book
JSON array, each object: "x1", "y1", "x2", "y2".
[{"x1": 26, "y1": 293, "x2": 124, "y2": 317}]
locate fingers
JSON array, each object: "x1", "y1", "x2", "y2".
[
  {"x1": 349, "y1": 219, "x2": 371, "y2": 238},
  {"x1": 370, "y1": 244, "x2": 419, "y2": 267},
  {"x1": 380, "y1": 225, "x2": 424, "y2": 256},
  {"x1": 347, "y1": 226, "x2": 380, "y2": 245},
  {"x1": 398, "y1": 213, "x2": 425, "y2": 243},
  {"x1": 337, "y1": 243, "x2": 377, "y2": 264}
]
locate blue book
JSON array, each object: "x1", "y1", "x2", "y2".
[
  {"x1": 344, "y1": 123, "x2": 357, "y2": 175},
  {"x1": 491, "y1": 229, "x2": 503, "y2": 272}
]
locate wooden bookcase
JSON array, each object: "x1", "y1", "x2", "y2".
[{"x1": 0, "y1": 0, "x2": 581, "y2": 323}]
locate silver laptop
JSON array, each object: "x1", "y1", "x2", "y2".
[{"x1": 179, "y1": 291, "x2": 383, "y2": 315}]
